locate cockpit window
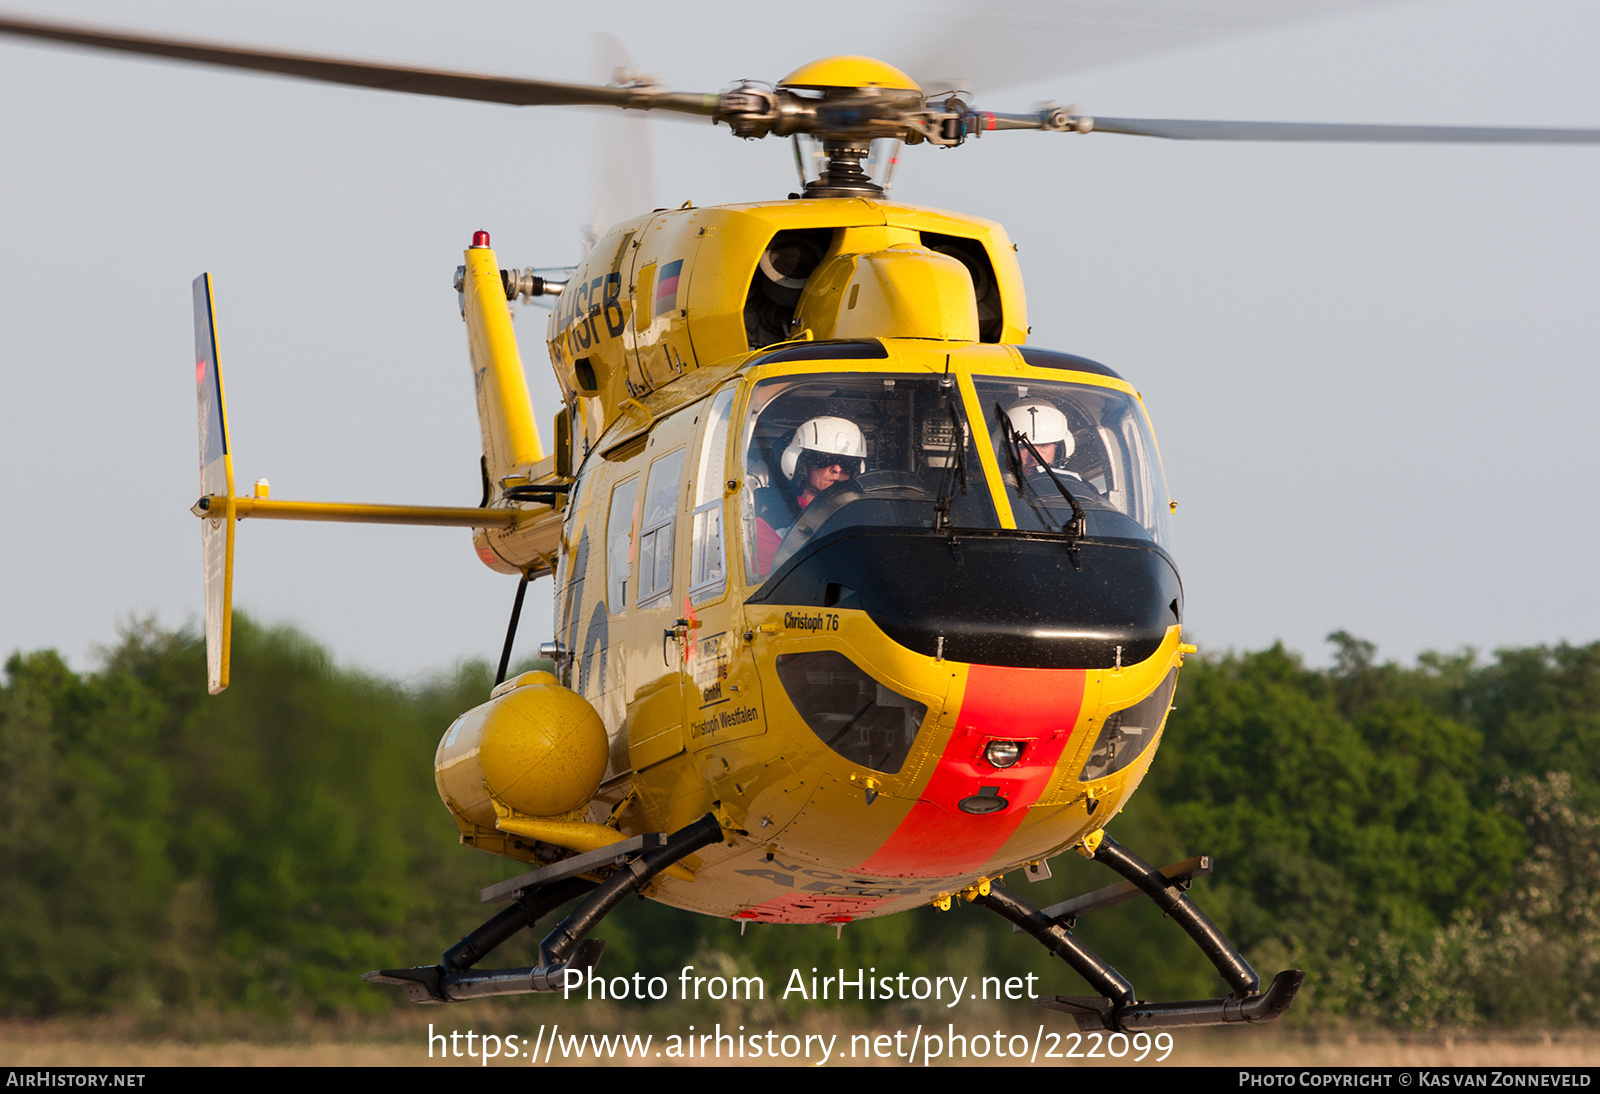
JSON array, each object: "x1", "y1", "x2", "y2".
[
  {"x1": 975, "y1": 377, "x2": 1172, "y2": 547},
  {"x1": 740, "y1": 374, "x2": 999, "y2": 582}
]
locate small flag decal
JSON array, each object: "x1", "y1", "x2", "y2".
[{"x1": 654, "y1": 259, "x2": 683, "y2": 317}]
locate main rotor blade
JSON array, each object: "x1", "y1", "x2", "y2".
[
  {"x1": 906, "y1": 0, "x2": 1398, "y2": 96},
  {"x1": 1089, "y1": 117, "x2": 1600, "y2": 144},
  {"x1": 585, "y1": 33, "x2": 658, "y2": 254},
  {"x1": 0, "y1": 13, "x2": 719, "y2": 115}
]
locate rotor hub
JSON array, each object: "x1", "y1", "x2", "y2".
[{"x1": 777, "y1": 56, "x2": 921, "y2": 94}]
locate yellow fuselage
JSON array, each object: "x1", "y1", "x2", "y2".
[{"x1": 448, "y1": 199, "x2": 1186, "y2": 924}]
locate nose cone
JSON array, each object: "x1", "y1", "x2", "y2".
[{"x1": 751, "y1": 529, "x2": 1182, "y2": 669}]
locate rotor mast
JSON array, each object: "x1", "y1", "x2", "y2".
[{"x1": 717, "y1": 56, "x2": 946, "y2": 198}]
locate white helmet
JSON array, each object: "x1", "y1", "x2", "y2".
[
  {"x1": 780, "y1": 416, "x2": 867, "y2": 479},
  {"x1": 1005, "y1": 399, "x2": 1074, "y2": 460}
]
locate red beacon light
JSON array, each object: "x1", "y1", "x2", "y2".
[{"x1": 471, "y1": 230, "x2": 491, "y2": 248}]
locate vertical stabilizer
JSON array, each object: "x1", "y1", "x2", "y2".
[{"x1": 193, "y1": 273, "x2": 235, "y2": 695}]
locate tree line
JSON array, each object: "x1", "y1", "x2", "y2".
[{"x1": 1, "y1": 620, "x2": 1595, "y2": 1027}]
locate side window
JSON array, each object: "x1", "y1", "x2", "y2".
[
  {"x1": 636, "y1": 449, "x2": 686, "y2": 609},
  {"x1": 689, "y1": 388, "x2": 736, "y2": 604},
  {"x1": 606, "y1": 477, "x2": 638, "y2": 612}
]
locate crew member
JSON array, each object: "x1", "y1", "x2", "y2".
[
  {"x1": 754, "y1": 415, "x2": 866, "y2": 575},
  {"x1": 1004, "y1": 398, "x2": 1082, "y2": 480}
]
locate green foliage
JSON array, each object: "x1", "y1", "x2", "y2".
[
  {"x1": 1147, "y1": 635, "x2": 1596, "y2": 1028},
  {"x1": 1320, "y1": 773, "x2": 1600, "y2": 1028},
  {"x1": 0, "y1": 618, "x2": 504, "y2": 1018},
  {"x1": 0, "y1": 645, "x2": 174, "y2": 1013},
  {"x1": 1, "y1": 621, "x2": 1595, "y2": 1028},
  {"x1": 1150, "y1": 641, "x2": 1523, "y2": 959}
]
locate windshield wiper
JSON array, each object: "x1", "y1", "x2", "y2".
[
  {"x1": 934, "y1": 400, "x2": 968, "y2": 531},
  {"x1": 993, "y1": 403, "x2": 1087, "y2": 542}
]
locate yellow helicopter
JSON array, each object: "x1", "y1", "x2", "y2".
[{"x1": 7, "y1": 12, "x2": 1599, "y2": 1033}]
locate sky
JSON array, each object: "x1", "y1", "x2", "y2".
[{"x1": 1, "y1": 0, "x2": 1597, "y2": 683}]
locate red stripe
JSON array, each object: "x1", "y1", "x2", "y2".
[
  {"x1": 854, "y1": 665, "x2": 1085, "y2": 878},
  {"x1": 738, "y1": 891, "x2": 891, "y2": 924}
]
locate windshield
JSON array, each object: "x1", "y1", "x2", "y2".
[
  {"x1": 974, "y1": 376, "x2": 1172, "y2": 547},
  {"x1": 740, "y1": 374, "x2": 998, "y2": 582}
]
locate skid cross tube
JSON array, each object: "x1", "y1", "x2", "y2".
[
  {"x1": 973, "y1": 886, "x2": 1135, "y2": 1006},
  {"x1": 364, "y1": 813, "x2": 722, "y2": 1003},
  {"x1": 363, "y1": 875, "x2": 598, "y2": 1004},
  {"x1": 992, "y1": 836, "x2": 1305, "y2": 1031},
  {"x1": 1091, "y1": 835, "x2": 1258, "y2": 997},
  {"x1": 537, "y1": 813, "x2": 723, "y2": 972},
  {"x1": 443, "y1": 876, "x2": 596, "y2": 973},
  {"x1": 1031, "y1": 855, "x2": 1211, "y2": 924}
]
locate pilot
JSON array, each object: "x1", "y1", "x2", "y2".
[
  {"x1": 1003, "y1": 398, "x2": 1083, "y2": 481},
  {"x1": 753, "y1": 415, "x2": 867, "y2": 575}
]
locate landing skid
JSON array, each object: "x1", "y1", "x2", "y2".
[
  {"x1": 978, "y1": 834, "x2": 1304, "y2": 1032},
  {"x1": 364, "y1": 814, "x2": 722, "y2": 1004}
]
